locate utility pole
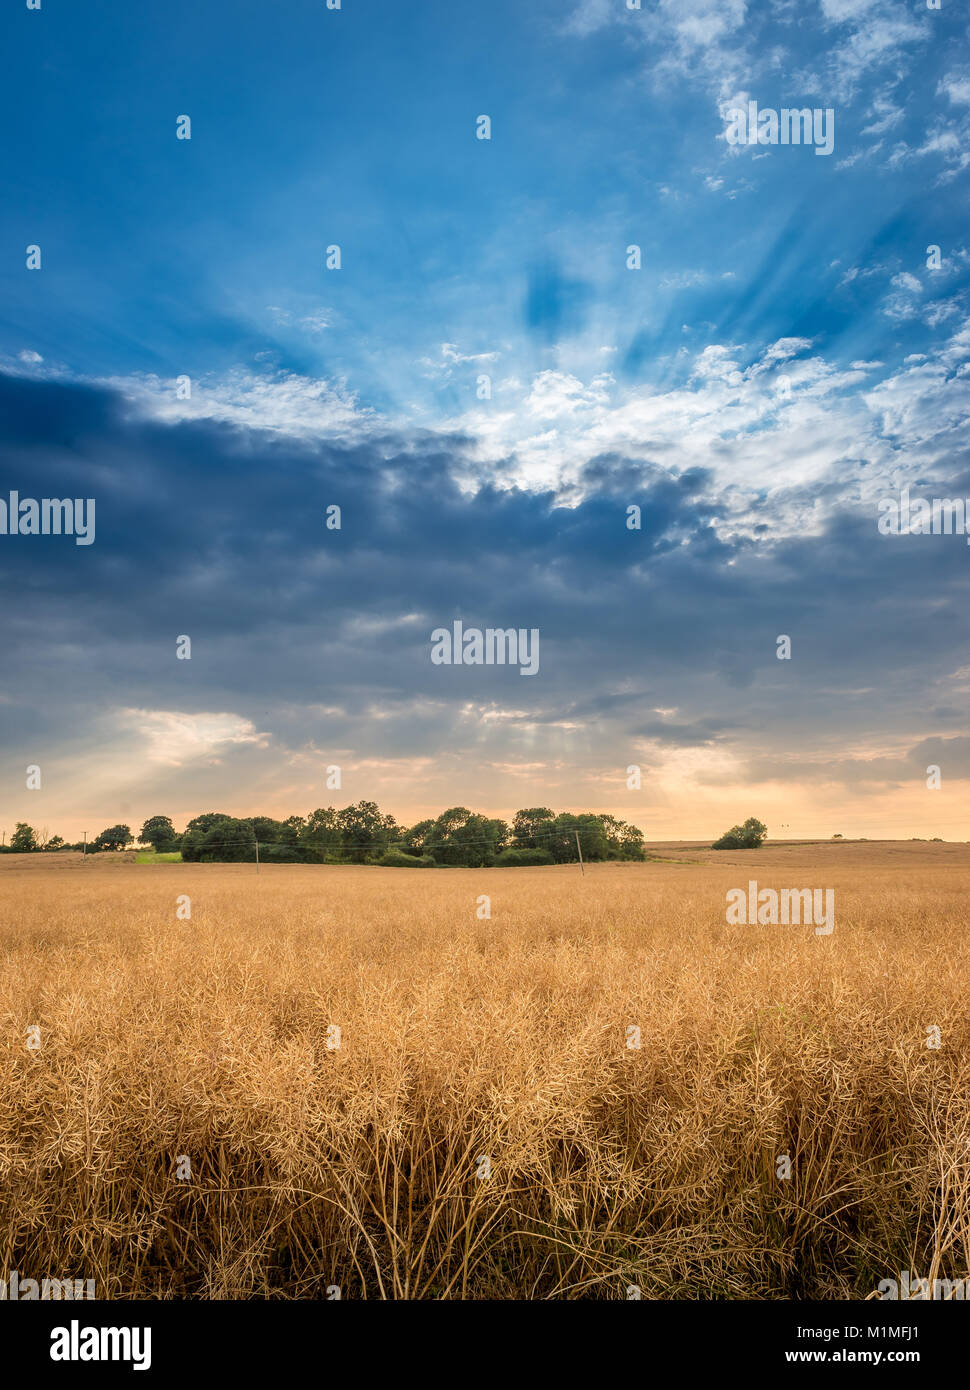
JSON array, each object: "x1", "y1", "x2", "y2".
[
  {"x1": 254, "y1": 835, "x2": 260, "y2": 875},
  {"x1": 82, "y1": 830, "x2": 87, "y2": 858},
  {"x1": 575, "y1": 830, "x2": 585, "y2": 876}
]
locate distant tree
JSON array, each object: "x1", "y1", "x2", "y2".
[
  {"x1": 198, "y1": 818, "x2": 255, "y2": 862},
  {"x1": 139, "y1": 815, "x2": 177, "y2": 851},
  {"x1": 337, "y1": 801, "x2": 395, "y2": 863},
  {"x1": 511, "y1": 808, "x2": 554, "y2": 849},
  {"x1": 120, "y1": 800, "x2": 648, "y2": 868},
  {"x1": 10, "y1": 822, "x2": 38, "y2": 853},
  {"x1": 396, "y1": 818, "x2": 435, "y2": 857},
  {"x1": 94, "y1": 824, "x2": 134, "y2": 852},
  {"x1": 742, "y1": 817, "x2": 768, "y2": 847},
  {"x1": 260, "y1": 842, "x2": 302, "y2": 863},
  {"x1": 185, "y1": 812, "x2": 231, "y2": 835},
  {"x1": 712, "y1": 817, "x2": 767, "y2": 850},
  {"x1": 832, "y1": 833, "x2": 843, "y2": 840},
  {"x1": 544, "y1": 812, "x2": 609, "y2": 863},
  {"x1": 482, "y1": 816, "x2": 510, "y2": 860},
  {"x1": 620, "y1": 822, "x2": 646, "y2": 860},
  {"x1": 512, "y1": 809, "x2": 646, "y2": 863},
  {"x1": 427, "y1": 808, "x2": 507, "y2": 866},
  {"x1": 301, "y1": 807, "x2": 343, "y2": 861},
  {"x1": 178, "y1": 813, "x2": 233, "y2": 861},
  {"x1": 251, "y1": 816, "x2": 285, "y2": 845},
  {"x1": 246, "y1": 815, "x2": 305, "y2": 852},
  {"x1": 600, "y1": 814, "x2": 647, "y2": 861},
  {"x1": 600, "y1": 816, "x2": 625, "y2": 857},
  {"x1": 179, "y1": 830, "x2": 203, "y2": 862},
  {"x1": 43, "y1": 835, "x2": 66, "y2": 852}
]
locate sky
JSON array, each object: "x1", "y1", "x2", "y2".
[{"x1": 1, "y1": 0, "x2": 969, "y2": 843}]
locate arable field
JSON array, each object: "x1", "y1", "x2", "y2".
[{"x1": 1, "y1": 845, "x2": 969, "y2": 1299}]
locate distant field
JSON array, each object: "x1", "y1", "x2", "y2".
[
  {"x1": 135, "y1": 850, "x2": 183, "y2": 864},
  {"x1": 642, "y1": 837, "x2": 970, "y2": 867},
  {"x1": 1, "y1": 844, "x2": 968, "y2": 1299}
]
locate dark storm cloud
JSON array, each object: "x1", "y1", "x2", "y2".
[
  {"x1": 742, "y1": 736, "x2": 970, "y2": 788},
  {"x1": 0, "y1": 369, "x2": 968, "y2": 784}
]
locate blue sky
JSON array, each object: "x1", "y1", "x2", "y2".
[{"x1": 1, "y1": 0, "x2": 969, "y2": 840}]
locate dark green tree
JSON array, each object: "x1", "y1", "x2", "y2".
[
  {"x1": 600, "y1": 814, "x2": 647, "y2": 861},
  {"x1": 125, "y1": 800, "x2": 647, "y2": 868},
  {"x1": 424, "y1": 809, "x2": 508, "y2": 866},
  {"x1": 10, "y1": 822, "x2": 38, "y2": 852},
  {"x1": 545, "y1": 813, "x2": 609, "y2": 863},
  {"x1": 185, "y1": 812, "x2": 231, "y2": 835},
  {"x1": 139, "y1": 815, "x2": 177, "y2": 851},
  {"x1": 282, "y1": 814, "x2": 305, "y2": 844},
  {"x1": 251, "y1": 816, "x2": 285, "y2": 844},
  {"x1": 94, "y1": 824, "x2": 133, "y2": 852},
  {"x1": 511, "y1": 808, "x2": 554, "y2": 849},
  {"x1": 712, "y1": 817, "x2": 767, "y2": 850},
  {"x1": 337, "y1": 801, "x2": 396, "y2": 862},
  {"x1": 199, "y1": 817, "x2": 256, "y2": 862},
  {"x1": 301, "y1": 807, "x2": 343, "y2": 861},
  {"x1": 179, "y1": 830, "x2": 204, "y2": 862},
  {"x1": 396, "y1": 818, "x2": 435, "y2": 857}
]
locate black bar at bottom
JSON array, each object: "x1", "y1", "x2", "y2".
[{"x1": 1, "y1": 1297, "x2": 957, "y2": 1376}]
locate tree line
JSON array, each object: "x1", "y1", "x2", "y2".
[
  {"x1": 3, "y1": 804, "x2": 648, "y2": 867},
  {"x1": 1, "y1": 823, "x2": 132, "y2": 854}
]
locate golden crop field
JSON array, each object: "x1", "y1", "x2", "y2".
[{"x1": 2, "y1": 843, "x2": 969, "y2": 1300}]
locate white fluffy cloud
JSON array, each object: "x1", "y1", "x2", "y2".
[{"x1": 121, "y1": 709, "x2": 270, "y2": 766}]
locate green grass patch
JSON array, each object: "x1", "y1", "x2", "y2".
[{"x1": 135, "y1": 850, "x2": 183, "y2": 863}]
